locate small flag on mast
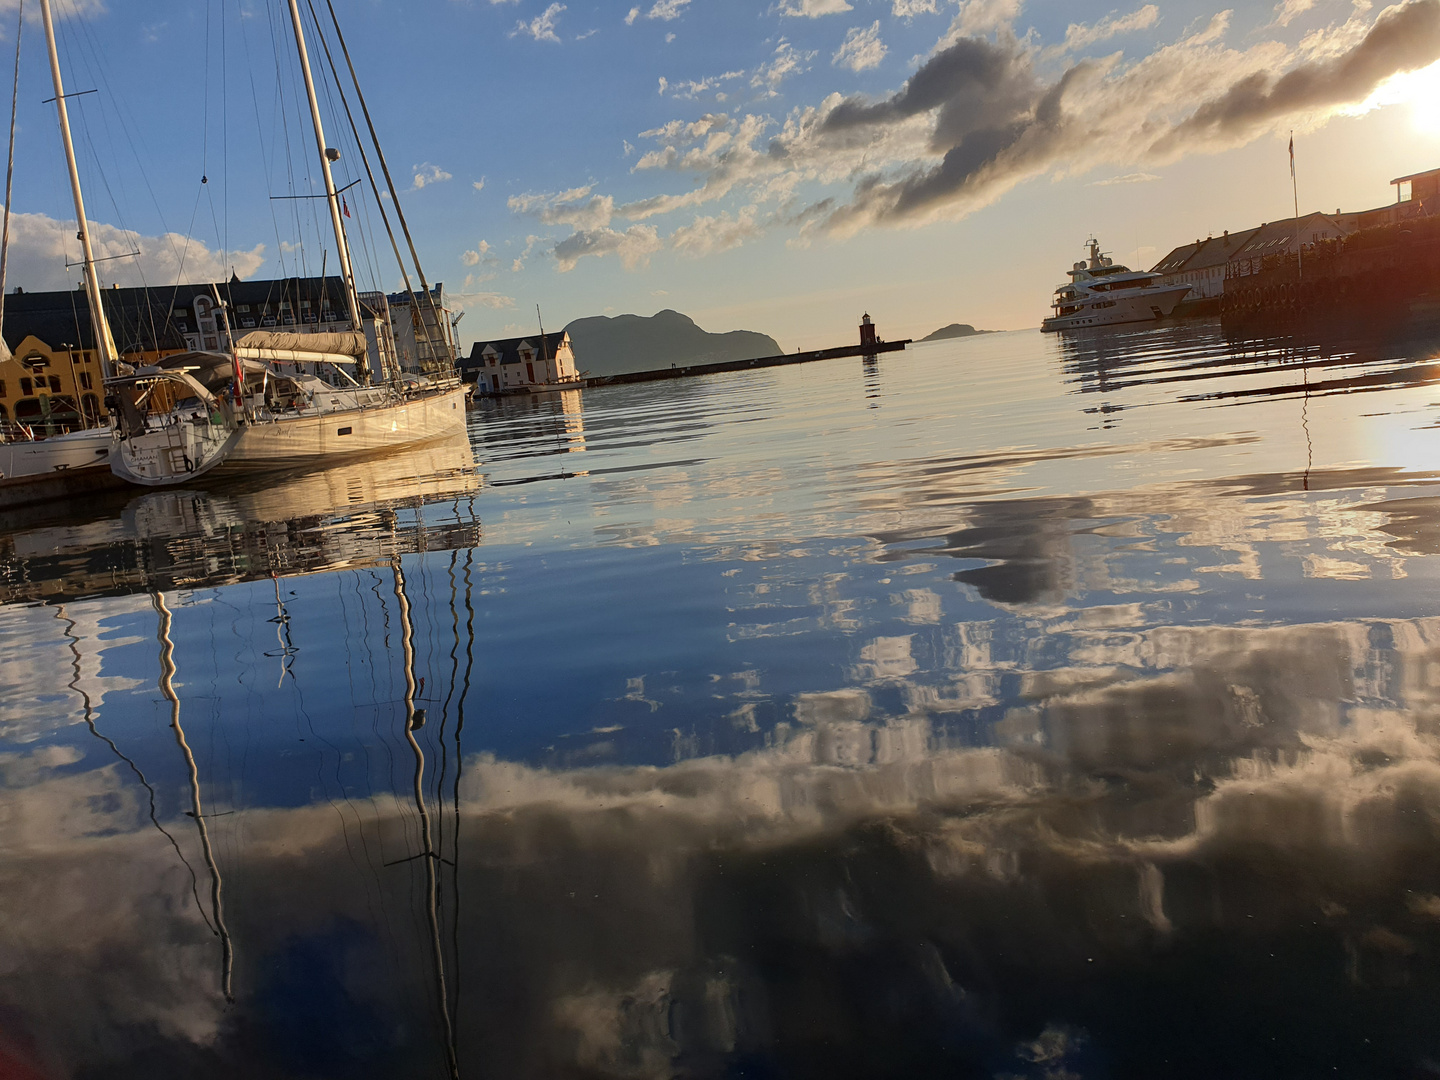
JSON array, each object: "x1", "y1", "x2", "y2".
[
  {"x1": 342, "y1": 196, "x2": 351, "y2": 219},
  {"x1": 1289, "y1": 133, "x2": 1295, "y2": 179}
]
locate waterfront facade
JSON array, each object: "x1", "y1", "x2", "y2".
[
  {"x1": 1152, "y1": 165, "x2": 1440, "y2": 303},
  {"x1": 0, "y1": 276, "x2": 446, "y2": 426},
  {"x1": 462, "y1": 332, "x2": 578, "y2": 392}
]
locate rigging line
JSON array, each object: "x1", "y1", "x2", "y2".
[
  {"x1": 451, "y1": 545, "x2": 476, "y2": 1043},
  {"x1": 152, "y1": 590, "x2": 235, "y2": 1005},
  {"x1": 65, "y1": 14, "x2": 147, "y2": 277},
  {"x1": 222, "y1": 0, "x2": 230, "y2": 268},
  {"x1": 304, "y1": 0, "x2": 427, "y2": 377},
  {"x1": 392, "y1": 556, "x2": 461, "y2": 1080},
  {"x1": 0, "y1": 0, "x2": 20, "y2": 350},
  {"x1": 300, "y1": 0, "x2": 374, "y2": 294},
  {"x1": 321, "y1": 0, "x2": 449, "y2": 363},
  {"x1": 53, "y1": 604, "x2": 216, "y2": 935},
  {"x1": 265, "y1": 0, "x2": 307, "y2": 280},
  {"x1": 238, "y1": 1, "x2": 291, "y2": 282},
  {"x1": 436, "y1": 550, "x2": 460, "y2": 889}
]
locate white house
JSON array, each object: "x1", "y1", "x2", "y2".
[{"x1": 462, "y1": 331, "x2": 578, "y2": 392}]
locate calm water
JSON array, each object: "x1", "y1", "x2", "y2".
[{"x1": 5, "y1": 320, "x2": 1440, "y2": 1078}]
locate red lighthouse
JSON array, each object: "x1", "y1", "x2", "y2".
[{"x1": 859, "y1": 312, "x2": 877, "y2": 349}]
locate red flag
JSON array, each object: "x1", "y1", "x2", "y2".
[
  {"x1": 342, "y1": 196, "x2": 351, "y2": 219},
  {"x1": 1288, "y1": 134, "x2": 1294, "y2": 179}
]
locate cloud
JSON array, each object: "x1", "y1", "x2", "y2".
[
  {"x1": 752, "y1": 39, "x2": 816, "y2": 91},
  {"x1": 512, "y1": 2, "x2": 565, "y2": 42},
  {"x1": 553, "y1": 225, "x2": 663, "y2": 271},
  {"x1": 670, "y1": 205, "x2": 765, "y2": 256},
  {"x1": 472, "y1": 177, "x2": 486, "y2": 192},
  {"x1": 943, "y1": 0, "x2": 1023, "y2": 40},
  {"x1": 659, "y1": 69, "x2": 746, "y2": 99},
  {"x1": 1045, "y1": 4, "x2": 1160, "y2": 57},
  {"x1": 1089, "y1": 171, "x2": 1161, "y2": 185},
  {"x1": 833, "y1": 21, "x2": 887, "y2": 72},
  {"x1": 0, "y1": 207, "x2": 265, "y2": 293},
  {"x1": 410, "y1": 162, "x2": 453, "y2": 190},
  {"x1": 1155, "y1": 0, "x2": 1440, "y2": 154},
  {"x1": 508, "y1": 185, "x2": 616, "y2": 229},
  {"x1": 892, "y1": 0, "x2": 938, "y2": 16},
  {"x1": 1273, "y1": 0, "x2": 1317, "y2": 27},
  {"x1": 553, "y1": 0, "x2": 1440, "y2": 255},
  {"x1": 776, "y1": 0, "x2": 852, "y2": 16},
  {"x1": 627, "y1": 0, "x2": 689, "y2": 22},
  {"x1": 576, "y1": 27, "x2": 598, "y2": 39}
]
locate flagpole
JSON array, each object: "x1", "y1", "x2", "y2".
[{"x1": 1291, "y1": 130, "x2": 1302, "y2": 282}]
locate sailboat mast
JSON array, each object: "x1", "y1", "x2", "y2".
[
  {"x1": 38, "y1": 0, "x2": 118, "y2": 378},
  {"x1": 284, "y1": 0, "x2": 363, "y2": 333}
]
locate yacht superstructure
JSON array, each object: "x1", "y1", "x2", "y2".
[{"x1": 1041, "y1": 239, "x2": 1190, "y2": 332}]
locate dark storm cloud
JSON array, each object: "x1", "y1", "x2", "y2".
[
  {"x1": 811, "y1": 0, "x2": 1440, "y2": 231},
  {"x1": 1156, "y1": 0, "x2": 1440, "y2": 152}
]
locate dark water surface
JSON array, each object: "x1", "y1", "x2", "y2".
[{"x1": 5, "y1": 321, "x2": 1440, "y2": 1078}]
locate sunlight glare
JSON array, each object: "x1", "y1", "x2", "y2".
[{"x1": 1348, "y1": 59, "x2": 1440, "y2": 135}]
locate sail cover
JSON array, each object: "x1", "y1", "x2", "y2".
[{"x1": 235, "y1": 330, "x2": 368, "y2": 357}]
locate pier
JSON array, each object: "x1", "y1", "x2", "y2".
[{"x1": 578, "y1": 338, "x2": 910, "y2": 389}]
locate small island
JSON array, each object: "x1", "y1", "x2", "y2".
[{"x1": 920, "y1": 323, "x2": 994, "y2": 342}]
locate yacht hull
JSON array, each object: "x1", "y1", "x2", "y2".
[
  {"x1": 1041, "y1": 287, "x2": 1191, "y2": 332},
  {"x1": 218, "y1": 385, "x2": 468, "y2": 472}
]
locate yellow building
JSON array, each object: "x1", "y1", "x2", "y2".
[{"x1": 0, "y1": 336, "x2": 106, "y2": 433}]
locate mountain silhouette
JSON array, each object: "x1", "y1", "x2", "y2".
[
  {"x1": 919, "y1": 323, "x2": 993, "y2": 342},
  {"x1": 563, "y1": 310, "x2": 781, "y2": 376}
]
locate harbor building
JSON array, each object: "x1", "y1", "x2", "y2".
[
  {"x1": 461, "y1": 332, "x2": 578, "y2": 392},
  {"x1": 1153, "y1": 214, "x2": 1349, "y2": 305},
  {"x1": 1152, "y1": 166, "x2": 1440, "y2": 314},
  {"x1": 0, "y1": 275, "x2": 458, "y2": 430}
]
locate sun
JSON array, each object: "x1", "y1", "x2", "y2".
[{"x1": 1350, "y1": 58, "x2": 1440, "y2": 135}]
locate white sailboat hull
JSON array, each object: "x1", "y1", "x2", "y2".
[
  {"x1": 0, "y1": 427, "x2": 114, "y2": 482},
  {"x1": 219, "y1": 385, "x2": 468, "y2": 472}
]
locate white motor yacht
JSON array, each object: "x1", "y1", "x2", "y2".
[{"x1": 1041, "y1": 239, "x2": 1190, "y2": 332}]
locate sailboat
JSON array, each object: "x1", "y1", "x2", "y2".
[
  {"x1": 0, "y1": 0, "x2": 119, "y2": 502},
  {"x1": 54, "y1": 0, "x2": 467, "y2": 488}
]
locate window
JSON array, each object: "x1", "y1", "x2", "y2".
[
  {"x1": 0, "y1": 379, "x2": 5, "y2": 398},
  {"x1": 19, "y1": 376, "x2": 31, "y2": 395},
  {"x1": 79, "y1": 372, "x2": 92, "y2": 390},
  {"x1": 81, "y1": 393, "x2": 101, "y2": 424},
  {"x1": 48, "y1": 376, "x2": 61, "y2": 393},
  {"x1": 0, "y1": 403, "x2": 6, "y2": 421},
  {"x1": 238, "y1": 304, "x2": 252, "y2": 312}
]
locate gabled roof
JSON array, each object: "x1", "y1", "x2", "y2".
[
  {"x1": 1232, "y1": 213, "x2": 1348, "y2": 260},
  {"x1": 0, "y1": 275, "x2": 366, "y2": 354},
  {"x1": 1151, "y1": 241, "x2": 1204, "y2": 275},
  {"x1": 462, "y1": 331, "x2": 568, "y2": 368}
]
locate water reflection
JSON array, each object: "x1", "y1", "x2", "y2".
[
  {"x1": 6, "y1": 330, "x2": 1440, "y2": 1075},
  {"x1": 0, "y1": 435, "x2": 480, "y2": 603},
  {"x1": 1059, "y1": 317, "x2": 1440, "y2": 422}
]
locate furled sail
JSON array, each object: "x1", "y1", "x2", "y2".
[{"x1": 234, "y1": 329, "x2": 368, "y2": 368}]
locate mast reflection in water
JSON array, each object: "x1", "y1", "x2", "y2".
[{"x1": 6, "y1": 325, "x2": 1440, "y2": 1077}]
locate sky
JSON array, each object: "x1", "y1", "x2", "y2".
[{"x1": 3, "y1": 0, "x2": 1440, "y2": 351}]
